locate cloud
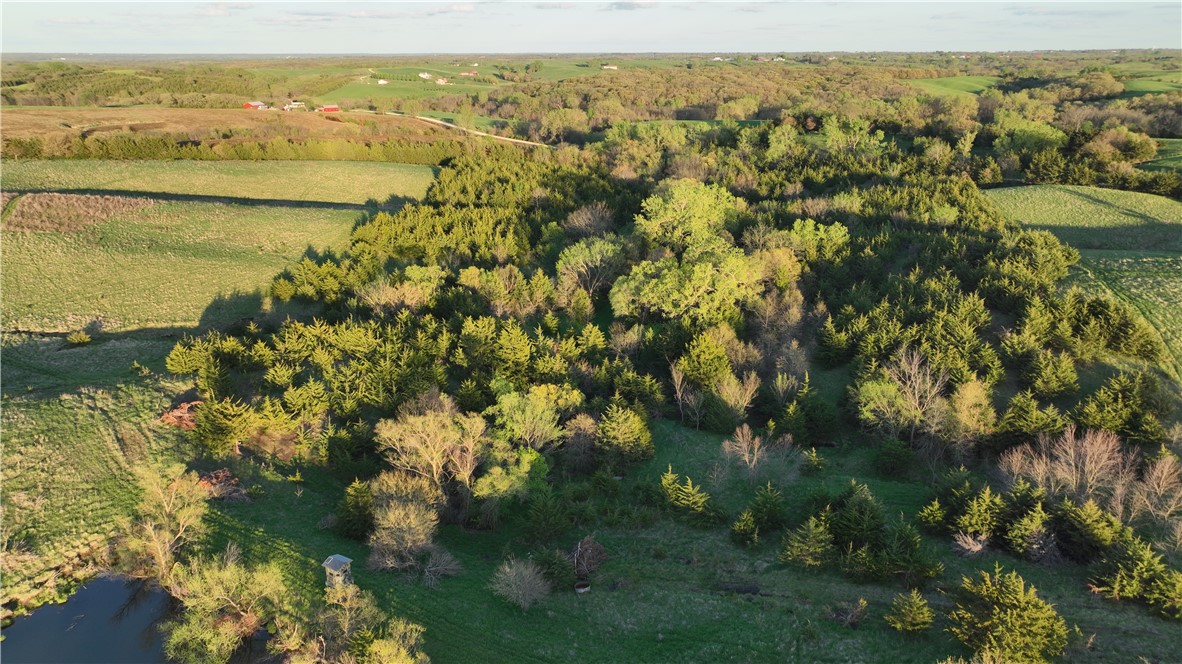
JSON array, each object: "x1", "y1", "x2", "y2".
[
  {"x1": 46, "y1": 17, "x2": 96, "y2": 25},
  {"x1": 605, "y1": 2, "x2": 658, "y2": 11},
  {"x1": 194, "y1": 3, "x2": 252, "y2": 18}
]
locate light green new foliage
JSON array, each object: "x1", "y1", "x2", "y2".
[
  {"x1": 885, "y1": 589, "x2": 934, "y2": 633},
  {"x1": 948, "y1": 566, "x2": 1068, "y2": 664}
]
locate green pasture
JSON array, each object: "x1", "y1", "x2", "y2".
[
  {"x1": 2, "y1": 199, "x2": 355, "y2": 331},
  {"x1": 1140, "y1": 138, "x2": 1182, "y2": 174},
  {"x1": 0, "y1": 160, "x2": 436, "y2": 205},
  {"x1": 909, "y1": 75, "x2": 999, "y2": 97},
  {"x1": 200, "y1": 419, "x2": 1182, "y2": 663},
  {"x1": 987, "y1": 184, "x2": 1182, "y2": 379}
]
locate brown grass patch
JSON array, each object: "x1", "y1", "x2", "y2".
[
  {"x1": 0, "y1": 107, "x2": 447, "y2": 143},
  {"x1": 4, "y1": 193, "x2": 156, "y2": 232}
]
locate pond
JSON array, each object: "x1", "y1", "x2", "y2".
[{"x1": 2, "y1": 576, "x2": 170, "y2": 663}]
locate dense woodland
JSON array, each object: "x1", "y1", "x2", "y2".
[{"x1": 4, "y1": 51, "x2": 1182, "y2": 664}]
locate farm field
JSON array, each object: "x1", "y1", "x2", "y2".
[
  {"x1": 986, "y1": 184, "x2": 1182, "y2": 379},
  {"x1": 2, "y1": 195, "x2": 357, "y2": 331},
  {"x1": 908, "y1": 75, "x2": 999, "y2": 97},
  {"x1": 0, "y1": 160, "x2": 436, "y2": 205},
  {"x1": 0, "y1": 106, "x2": 447, "y2": 141}
]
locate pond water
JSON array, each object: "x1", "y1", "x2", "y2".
[{"x1": 2, "y1": 576, "x2": 170, "y2": 663}]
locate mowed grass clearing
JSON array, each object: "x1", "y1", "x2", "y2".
[
  {"x1": 2, "y1": 196, "x2": 356, "y2": 331},
  {"x1": 909, "y1": 75, "x2": 999, "y2": 97},
  {"x1": 986, "y1": 184, "x2": 1182, "y2": 378},
  {"x1": 1, "y1": 160, "x2": 436, "y2": 205}
]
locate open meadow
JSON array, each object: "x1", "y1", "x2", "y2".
[
  {"x1": 1, "y1": 159, "x2": 436, "y2": 205},
  {"x1": 2, "y1": 195, "x2": 356, "y2": 331},
  {"x1": 986, "y1": 184, "x2": 1182, "y2": 380},
  {"x1": 908, "y1": 75, "x2": 999, "y2": 97}
]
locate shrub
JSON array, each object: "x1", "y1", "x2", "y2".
[
  {"x1": 947, "y1": 566, "x2": 1068, "y2": 664},
  {"x1": 571, "y1": 536, "x2": 608, "y2": 578},
  {"x1": 525, "y1": 486, "x2": 570, "y2": 543},
  {"x1": 730, "y1": 509, "x2": 760, "y2": 546},
  {"x1": 885, "y1": 589, "x2": 934, "y2": 633},
  {"x1": 490, "y1": 558, "x2": 550, "y2": 611},
  {"x1": 532, "y1": 548, "x2": 576, "y2": 589},
  {"x1": 749, "y1": 482, "x2": 788, "y2": 532},
  {"x1": 596, "y1": 404, "x2": 654, "y2": 464},
  {"x1": 780, "y1": 512, "x2": 834, "y2": 568},
  {"x1": 828, "y1": 597, "x2": 868, "y2": 629},
  {"x1": 1052, "y1": 499, "x2": 1125, "y2": 564},
  {"x1": 829, "y1": 481, "x2": 886, "y2": 550},
  {"x1": 1090, "y1": 533, "x2": 1181, "y2": 620},
  {"x1": 66, "y1": 330, "x2": 92, "y2": 346},
  {"x1": 874, "y1": 438, "x2": 915, "y2": 477},
  {"x1": 955, "y1": 486, "x2": 1004, "y2": 538},
  {"x1": 1004, "y1": 502, "x2": 1056, "y2": 560},
  {"x1": 802, "y1": 447, "x2": 826, "y2": 475},
  {"x1": 917, "y1": 498, "x2": 947, "y2": 533},
  {"x1": 336, "y1": 479, "x2": 375, "y2": 541},
  {"x1": 660, "y1": 466, "x2": 719, "y2": 524}
]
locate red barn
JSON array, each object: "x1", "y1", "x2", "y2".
[
  {"x1": 243, "y1": 101, "x2": 267, "y2": 110},
  {"x1": 317, "y1": 105, "x2": 341, "y2": 113}
]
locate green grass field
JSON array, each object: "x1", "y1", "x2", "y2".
[
  {"x1": 986, "y1": 184, "x2": 1182, "y2": 379},
  {"x1": 909, "y1": 76, "x2": 999, "y2": 97},
  {"x1": 0, "y1": 160, "x2": 435, "y2": 205},
  {"x1": 2, "y1": 197, "x2": 356, "y2": 331},
  {"x1": 196, "y1": 420, "x2": 1182, "y2": 663},
  {"x1": 1140, "y1": 138, "x2": 1182, "y2": 174}
]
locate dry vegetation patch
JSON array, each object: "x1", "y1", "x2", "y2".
[
  {"x1": 0, "y1": 107, "x2": 448, "y2": 143},
  {"x1": 3, "y1": 193, "x2": 157, "y2": 232}
]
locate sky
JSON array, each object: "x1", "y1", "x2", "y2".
[{"x1": 1, "y1": 1, "x2": 1179, "y2": 54}]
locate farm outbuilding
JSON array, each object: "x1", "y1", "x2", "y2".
[
  {"x1": 316, "y1": 105, "x2": 341, "y2": 113},
  {"x1": 377, "y1": 79, "x2": 389, "y2": 85},
  {"x1": 242, "y1": 101, "x2": 268, "y2": 110}
]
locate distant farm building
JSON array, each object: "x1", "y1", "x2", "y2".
[
  {"x1": 377, "y1": 79, "x2": 389, "y2": 85},
  {"x1": 435, "y1": 78, "x2": 449, "y2": 85},
  {"x1": 283, "y1": 100, "x2": 306, "y2": 111},
  {"x1": 322, "y1": 554, "x2": 353, "y2": 588},
  {"x1": 458, "y1": 71, "x2": 478, "y2": 77},
  {"x1": 316, "y1": 105, "x2": 341, "y2": 113},
  {"x1": 418, "y1": 72, "x2": 434, "y2": 79},
  {"x1": 601, "y1": 65, "x2": 618, "y2": 70},
  {"x1": 242, "y1": 101, "x2": 268, "y2": 110},
  {"x1": 711, "y1": 57, "x2": 724, "y2": 61}
]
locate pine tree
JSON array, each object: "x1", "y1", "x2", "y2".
[
  {"x1": 780, "y1": 512, "x2": 834, "y2": 568},
  {"x1": 337, "y1": 479, "x2": 375, "y2": 540},
  {"x1": 884, "y1": 589, "x2": 934, "y2": 633}
]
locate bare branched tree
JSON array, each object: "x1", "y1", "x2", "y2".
[
  {"x1": 999, "y1": 426, "x2": 1139, "y2": 519},
  {"x1": 671, "y1": 364, "x2": 704, "y2": 429}
]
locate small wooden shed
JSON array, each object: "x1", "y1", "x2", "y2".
[{"x1": 322, "y1": 554, "x2": 354, "y2": 588}]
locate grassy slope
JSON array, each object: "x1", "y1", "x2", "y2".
[
  {"x1": 1140, "y1": 138, "x2": 1182, "y2": 174},
  {"x1": 0, "y1": 160, "x2": 435, "y2": 205},
  {"x1": 1, "y1": 335, "x2": 192, "y2": 610},
  {"x1": 909, "y1": 76, "x2": 999, "y2": 97},
  {"x1": 985, "y1": 184, "x2": 1182, "y2": 380},
  {"x1": 202, "y1": 420, "x2": 1182, "y2": 663},
  {"x1": 2, "y1": 199, "x2": 356, "y2": 331},
  {"x1": 1, "y1": 159, "x2": 436, "y2": 613}
]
